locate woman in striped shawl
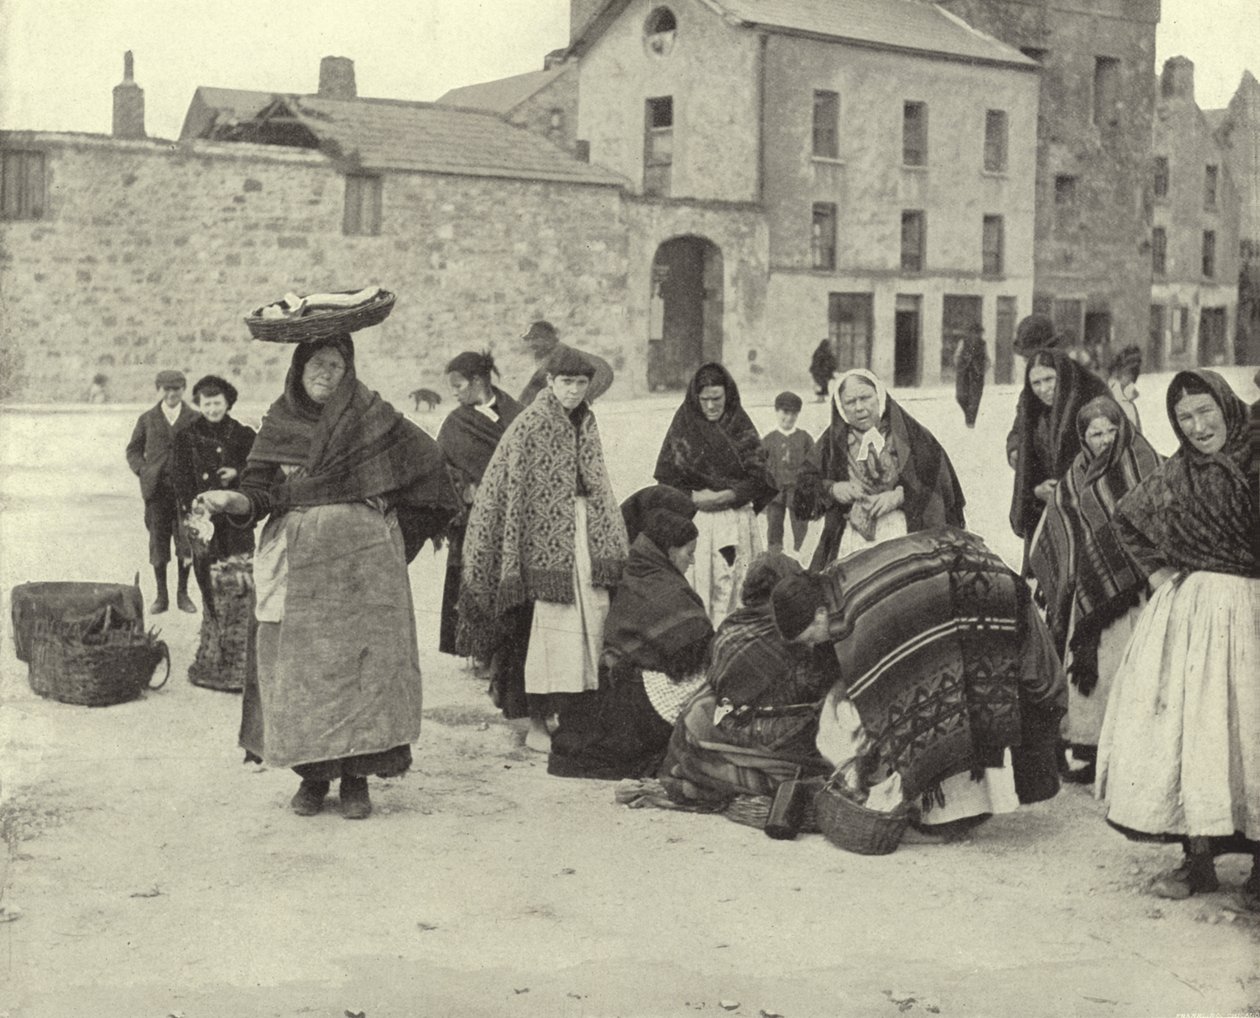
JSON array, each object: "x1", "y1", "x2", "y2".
[{"x1": 1029, "y1": 396, "x2": 1163, "y2": 783}]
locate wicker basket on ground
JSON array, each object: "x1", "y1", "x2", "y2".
[
  {"x1": 724, "y1": 777, "x2": 825, "y2": 834},
  {"x1": 813, "y1": 779, "x2": 912, "y2": 855},
  {"x1": 28, "y1": 617, "x2": 168, "y2": 707}
]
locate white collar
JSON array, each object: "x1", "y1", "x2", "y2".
[{"x1": 161, "y1": 402, "x2": 181, "y2": 426}]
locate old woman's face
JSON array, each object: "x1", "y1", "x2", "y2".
[
  {"x1": 302, "y1": 347, "x2": 347, "y2": 405},
  {"x1": 697, "y1": 385, "x2": 726, "y2": 422},
  {"x1": 1083, "y1": 415, "x2": 1119, "y2": 457},
  {"x1": 839, "y1": 377, "x2": 879, "y2": 432}
]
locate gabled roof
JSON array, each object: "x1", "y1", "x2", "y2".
[
  {"x1": 437, "y1": 65, "x2": 569, "y2": 114},
  {"x1": 571, "y1": 0, "x2": 1036, "y2": 69},
  {"x1": 180, "y1": 89, "x2": 623, "y2": 187}
]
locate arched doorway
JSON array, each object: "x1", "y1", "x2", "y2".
[{"x1": 648, "y1": 235, "x2": 723, "y2": 390}]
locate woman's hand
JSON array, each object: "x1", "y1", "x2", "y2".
[
  {"x1": 866, "y1": 487, "x2": 904, "y2": 519},
  {"x1": 1033, "y1": 479, "x2": 1059, "y2": 503},
  {"x1": 693, "y1": 488, "x2": 736, "y2": 511},
  {"x1": 197, "y1": 490, "x2": 250, "y2": 516},
  {"x1": 830, "y1": 480, "x2": 863, "y2": 504}
]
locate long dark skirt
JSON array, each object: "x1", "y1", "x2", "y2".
[
  {"x1": 956, "y1": 372, "x2": 984, "y2": 427},
  {"x1": 439, "y1": 527, "x2": 464, "y2": 656},
  {"x1": 548, "y1": 673, "x2": 672, "y2": 780}
]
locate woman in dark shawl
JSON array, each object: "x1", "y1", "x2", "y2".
[
  {"x1": 198, "y1": 334, "x2": 458, "y2": 820},
  {"x1": 548, "y1": 509, "x2": 713, "y2": 779},
  {"x1": 654, "y1": 363, "x2": 777, "y2": 626},
  {"x1": 1096, "y1": 370, "x2": 1259, "y2": 909},
  {"x1": 953, "y1": 325, "x2": 988, "y2": 428},
  {"x1": 1028, "y1": 396, "x2": 1163, "y2": 783},
  {"x1": 793, "y1": 369, "x2": 965, "y2": 571},
  {"x1": 435, "y1": 350, "x2": 523, "y2": 656},
  {"x1": 1008, "y1": 349, "x2": 1109, "y2": 563}
]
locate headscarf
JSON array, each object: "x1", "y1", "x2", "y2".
[
  {"x1": 1113, "y1": 369, "x2": 1258, "y2": 577},
  {"x1": 831, "y1": 369, "x2": 888, "y2": 462},
  {"x1": 1008, "y1": 349, "x2": 1110, "y2": 538},
  {"x1": 653, "y1": 363, "x2": 777, "y2": 513},
  {"x1": 621, "y1": 484, "x2": 697, "y2": 544}
]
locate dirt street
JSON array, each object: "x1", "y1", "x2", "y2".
[{"x1": 2, "y1": 375, "x2": 1258, "y2": 1018}]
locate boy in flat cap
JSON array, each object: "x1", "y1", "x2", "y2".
[
  {"x1": 125, "y1": 369, "x2": 200, "y2": 613},
  {"x1": 517, "y1": 319, "x2": 615, "y2": 407}
]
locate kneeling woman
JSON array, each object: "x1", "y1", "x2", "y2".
[
  {"x1": 199, "y1": 335, "x2": 457, "y2": 819},
  {"x1": 1097, "y1": 369, "x2": 1259, "y2": 907},
  {"x1": 548, "y1": 509, "x2": 713, "y2": 779}
]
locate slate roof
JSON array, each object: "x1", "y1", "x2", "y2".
[
  {"x1": 437, "y1": 66, "x2": 569, "y2": 114},
  {"x1": 180, "y1": 88, "x2": 622, "y2": 187}
]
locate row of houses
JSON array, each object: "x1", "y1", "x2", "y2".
[{"x1": 1, "y1": 0, "x2": 1255, "y2": 402}]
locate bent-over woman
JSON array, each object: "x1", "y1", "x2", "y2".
[
  {"x1": 199, "y1": 335, "x2": 457, "y2": 820},
  {"x1": 1096, "y1": 369, "x2": 1259, "y2": 909},
  {"x1": 654, "y1": 363, "x2": 777, "y2": 627},
  {"x1": 794, "y1": 369, "x2": 965, "y2": 571}
]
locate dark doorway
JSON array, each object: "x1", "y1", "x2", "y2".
[
  {"x1": 648, "y1": 236, "x2": 723, "y2": 390},
  {"x1": 995, "y1": 296, "x2": 1017, "y2": 383},
  {"x1": 941, "y1": 294, "x2": 982, "y2": 382},
  {"x1": 828, "y1": 292, "x2": 873, "y2": 372},
  {"x1": 1199, "y1": 306, "x2": 1228, "y2": 365},
  {"x1": 894, "y1": 295, "x2": 921, "y2": 387},
  {"x1": 1084, "y1": 310, "x2": 1112, "y2": 368}
]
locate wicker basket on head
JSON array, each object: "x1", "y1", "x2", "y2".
[
  {"x1": 813, "y1": 779, "x2": 912, "y2": 855},
  {"x1": 28, "y1": 618, "x2": 169, "y2": 707},
  {"x1": 244, "y1": 288, "x2": 395, "y2": 344}
]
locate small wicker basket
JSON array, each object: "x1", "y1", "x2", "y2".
[
  {"x1": 28, "y1": 621, "x2": 169, "y2": 707},
  {"x1": 724, "y1": 778, "x2": 824, "y2": 834},
  {"x1": 813, "y1": 780, "x2": 912, "y2": 855},
  {"x1": 244, "y1": 289, "x2": 395, "y2": 343}
]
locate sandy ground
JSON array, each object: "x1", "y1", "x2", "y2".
[{"x1": 1, "y1": 371, "x2": 1259, "y2": 1018}]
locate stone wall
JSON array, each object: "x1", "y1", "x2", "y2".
[{"x1": 0, "y1": 131, "x2": 644, "y2": 403}]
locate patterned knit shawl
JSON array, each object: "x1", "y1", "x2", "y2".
[
  {"x1": 1029, "y1": 397, "x2": 1163, "y2": 648},
  {"x1": 457, "y1": 388, "x2": 628, "y2": 653},
  {"x1": 1114, "y1": 369, "x2": 1259, "y2": 577},
  {"x1": 654, "y1": 363, "x2": 777, "y2": 512},
  {"x1": 1009, "y1": 350, "x2": 1110, "y2": 538}
]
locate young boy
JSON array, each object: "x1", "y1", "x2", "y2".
[{"x1": 761, "y1": 391, "x2": 814, "y2": 553}]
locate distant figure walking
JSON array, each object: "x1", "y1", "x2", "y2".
[
  {"x1": 125, "y1": 369, "x2": 199, "y2": 614},
  {"x1": 517, "y1": 319, "x2": 615, "y2": 407},
  {"x1": 808, "y1": 339, "x2": 837, "y2": 401},
  {"x1": 86, "y1": 373, "x2": 109, "y2": 403},
  {"x1": 954, "y1": 324, "x2": 988, "y2": 428}
]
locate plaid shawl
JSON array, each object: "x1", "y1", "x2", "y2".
[
  {"x1": 458, "y1": 389, "x2": 628, "y2": 658},
  {"x1": 602, "y1": 534, "x2": 712, "y2": 680},
  {"x1": 1029, "y1": 397, "x2": 1163, "y2": 654},
  {"x1": 654, "y1": 363, "x2": 777, "y2": 513},
  {"x1": 1114, "y1": 369, "x2": 1259, "y2": 578}
]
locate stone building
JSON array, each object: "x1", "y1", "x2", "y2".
[
  {"x1": 934, "y1": 0, "x2": 1161, "y2": 363},
  {"x1": 1149, "y1": 57, "x2": 1240, "y2": 368},
  {"x1": 567, "y1": 0, "x2": 1039, "y2": 387}
]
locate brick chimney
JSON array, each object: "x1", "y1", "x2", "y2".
[
  {"x1": 1160, "y1": 56, "x2": 1195, "y2": 102},
  {"x1": 112, "y1": 51, "x2": 146, "y2": 139},
  {"x1": 318, "y1": 56, "x2": 357, "y2": 100}
]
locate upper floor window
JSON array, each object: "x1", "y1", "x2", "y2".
[
  {"x1": 903, "y1": 101, "x2": 927, "y2": 167},
  {"x1": 982, "y1": 215, "x2": 1005, "y2": 276},
  {"x1": 1204, "y1": 164, "x2": 1218, "y2": 209},
  {"x1": 812, "y1": 203, "x2": 837, "y2": 270},
  {"x1": 1, "y1": 149, "x2": 46, "y2": 221},
  {"x1": 1153, "y1": 156, "x2": 1169, "y2": 198},
  {"x1": 644, "y1": 96, "x2": 674, "y2": 196},
  {"x1": 901, "y1": 210, "x2": 925, "y2": 272},
  {"x1": 1152, "y1": 226, "x2": 1167, "y2": 275},
  {"x1": 1093, "y1": 56, "x2": 1120, "y2": 126},
  {"x1": 1054, "y1": 174, "x2": 1077, "y2": 207},
  {"x1": 1202, "y1": 230, "x2": 1216, "y2": 278},
  {"x1": 644, "y1": 7, "x2": 677, "y2": 56},
  {"x1": 813, "y1": 90, "x2": 839, "y2": 159},
  {"x1": 343, "y1": 174, "x2": 381, "y2": 236},
  {"x1": 984, "y1": 110, "x2": 1008, "y2": 173}
]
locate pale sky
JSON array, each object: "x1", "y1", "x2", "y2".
[{"x1": 1, "y1": 0, "x2": 1257, "y2": 140}]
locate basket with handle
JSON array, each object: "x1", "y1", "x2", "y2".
[
  {"x1": 813, "y1": 777, "x2": 912, "y2": 855},
  {"x1": 27, "y1": 613, "x2": 169, "y2": 707},
  {"x1": 723, "y1": 776, "x2": 825, "y2": 834},
  {"x1": 244, "y1": 288, "x2": 395, "y2": 343}
]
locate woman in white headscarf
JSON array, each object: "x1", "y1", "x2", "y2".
[{"x1": 794, "y1": 369, "x2": 967, "y2": 570}]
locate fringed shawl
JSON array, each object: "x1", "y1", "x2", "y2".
[
  {"x1": 1029, "y1": 397, "x2": 1163, "y2": 655},
  {"x1": 457, "y1": 388, "x2": 628, "y2": 656},
  {"x1": 435, "y1": 386, "x2": 523, "y2": 489},
  {"x1": 1009, "y1": 351, "x2": 1110, "y2": 538},
  {"x1": 1113, "y1": 369, "x2": 1259, "y2": 578},
  {"x1": 602, "y1": 534, "x2": 713, "y2": 680},
  {"x1": 654, "y1": 363, "x2": 777, "y2": 513}
]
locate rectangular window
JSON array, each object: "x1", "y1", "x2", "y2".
[
  {"x1": 983, "y1": 110, "x2": 1008, "y2": 172},
  {"x1": 811, "y1": 202, "x2": 837, "y2": 270},
  {"x1": 342, "y1": 174, "x2": 382, "y2": 236},
  {"x1": 813, "y1": 90, "x2": 839, "y2": 159},
  {"x1": 982, "y1": 215, "x2": 1004, "y2": 276},
  {"x1": 1153, "y1": 156, "x2": 1169, "y2": 198},
  {"x1": 1053, "y1": 298, "x2": 1084, "y2": 346},
  {"x1": 1054, "y1": 175, "x2": 1077, "y2": 206},
  {"x1": 644, "y1": 96, "x2": 674, "y2": 197},
  {"x1": 1202, "y1": 230, "x2": 1216, "y2": 278},
  {"x1": 900, "y1": 210, "x2": 925, "y2": 272},
  {"x1": 902, "y1": 101, "x2": 927, "y2": 167},
  {"x1": 828, "y1": 293, "x2": 873, "y2": 371},
  {"x1": 941, "y1": 295, "x2": 983, "y2": 382},
  {"x1": 1204, "y1": 164, "x2": 1218, "y2": 208},
  {"x1": 1, "y1": 149, "x2": 47, "y2": 221},
  {"x1": 1152, "y1": 226, "x2": 1167, "y2": 275},
  {"x1": 1093, "y1": 56, "x2": 1120, "y2": 126}
]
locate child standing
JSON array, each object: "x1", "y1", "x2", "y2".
[{"x1": 762, "y1": 391, "x2": 814, "y2": 553}]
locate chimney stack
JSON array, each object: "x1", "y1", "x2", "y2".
[
  {"x1": 112, "y1": 50, "x2": 146, "y2": 139},
  {"x1": 318, "y1": 56, "x2": 357, "y2": 100},
  {"x1": 1160, "y1": 56, "x2": 1195, "y2": 101}
]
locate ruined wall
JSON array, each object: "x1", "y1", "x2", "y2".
[{"x1": 0, "y1": 132, "x2": 637, "y2": 403}]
